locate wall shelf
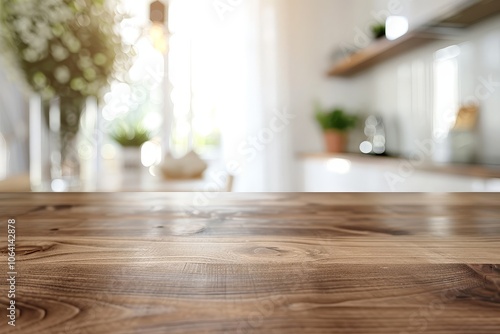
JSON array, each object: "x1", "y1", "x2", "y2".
[
  {"x1": 328, "y1": 0, "x2": 500, "y2": 78},
  {"x1": 327, "y1": 32, "x2": 442, "y2": 77}
]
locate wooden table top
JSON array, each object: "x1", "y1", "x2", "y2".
[{"x1": 1, "y1": 193, "x2": 499, "y2": 333}]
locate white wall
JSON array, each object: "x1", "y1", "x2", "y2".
[
  {"x1": 358, "y1": 15, "x2": 500, "y2": 164},
  {"x1": 285, "y1": 0, "x2": 500, "y2": 166},
  {"x1": 286, "y1": 0, "x2": 371, "y2": 155}
]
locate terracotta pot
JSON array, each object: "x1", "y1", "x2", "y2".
[{"x1": 323, "y1": 130, "x2": 348, "y2": 153}]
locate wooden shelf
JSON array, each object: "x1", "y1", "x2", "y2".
[
  {"x1": 327, "y1": 32, "x2": 441, "y2": 77},
  {"x1": 328, "y1": 0, "x2": 500, "y2": 77}
]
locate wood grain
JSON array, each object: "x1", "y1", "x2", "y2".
[
  {"x1": 0, "y1": 193, "x2": 499, "y2": 333},
  {"x1": 328, "y1": 32, "x2": 441, "y2": 77}
]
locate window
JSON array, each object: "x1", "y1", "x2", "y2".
[
  {"x1": 105, "y1": 0, "x2": 223, "y2": 164},
  {"x1": 433, "y1": 45, "x2": 460, "y2": 138}
]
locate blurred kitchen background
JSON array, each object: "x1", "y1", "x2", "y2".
[{"x1": 0, "y1": 0, "x2": 499, "y2": 192}]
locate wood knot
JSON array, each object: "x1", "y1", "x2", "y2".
[
  {"x1": 254, "y1": 247, "x2": 283, "y2": 256},
  {"x1": 0, "y1": 243, "x2": 56, "y2": 256}
]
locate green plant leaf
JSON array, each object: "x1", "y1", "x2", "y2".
[
  {"x1": 111, "y1": 121, "x2": 151, "y2": 147},
  {"x1": 314, "y1": 104, "x2": 357, "y2": 131}
]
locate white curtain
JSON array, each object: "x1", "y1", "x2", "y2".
[
  {"x1": 177, "y1": 0, "x2": 293, "y2": 191},
  {"x1": 108, "y1": 0, "x2": 294, "y2": 191}
]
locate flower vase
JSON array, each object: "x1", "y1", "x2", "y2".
[{"x1": 30, "y1": 95, "x2": 97, "y2": 192}]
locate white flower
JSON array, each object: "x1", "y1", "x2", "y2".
[
  {"x1": 70, "y1": 77, "x2": 86, "y2": 91},
  {"x1": 94, "y1": 53, "x2": 107, "y2": 66},
  {"x1": 23, "y1": 48, "x2": 39, "y2": 63},
  {"x1": 35, "y1": 20, "x2": 53, "y2": 40},
  {"x1": 67, "y1": 40, "x2": 81, "y2": 53},
  {"x1": 51, "y1": 44, "x2": 69, "y2": 61},
  {"x1": 12, "y1": 17, "x2": 32, "y2": 34},
  {"x1": 78, "y1": 56, "x2": 93, "y2": 69},
  {"x1": 54, "y1": 66, "x2": 70, "y2": 84},
  {"x1": 51, "y1": 24, "x2": 65, "y2": 37},
  {"x1": 11, "y1": 1, "x2": 36, "y2": 16},
  {"x1": 84, "y1": 68, "x2": 97, "y2": 81},
  {"x1": 47, "y1": 7, "x2": 73, "y2": 24},
  {"x1": 61, "y1": 32, "x2": 81, "y2": 53},
  {"x1": 27, "y1": 36, "x2": 48, "y2": 56},
  {"x1": 76, "y1": 14, "x2": 91, "y2": 27},
  {"x1": 33, "y1": 72, "x2": 47, "y2": 88},
  {"x1": 2, "y1": 0, "x2": 124, "y2": 98}
]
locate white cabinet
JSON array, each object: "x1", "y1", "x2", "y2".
[{"x1": 299, "y1": 154, "x2": 497, "y2": 192}]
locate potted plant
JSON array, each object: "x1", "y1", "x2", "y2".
[
  {"x1": 371, "y1": 23, "x2": 386, "y2": 39},
  {"x1": 315, "y1": 104, "x2": 357, "y2": 153},
  {"x1": 111, "y1": 119, "x2": 151, "y2": 169}
]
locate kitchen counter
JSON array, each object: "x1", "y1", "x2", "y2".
[
  {"x1": 298, "y1": 153, "x2": 500, "y2": 192},
  {"x1": 1, "y1": 193, "x2": 499, "y2": 333},
  {"x1": 299, "y1": 152, "x2": 500, "y2": 179}
]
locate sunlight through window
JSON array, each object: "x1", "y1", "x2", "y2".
[{"x1": 433, "y1": 45, "x2": 460, "y2": 138}]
